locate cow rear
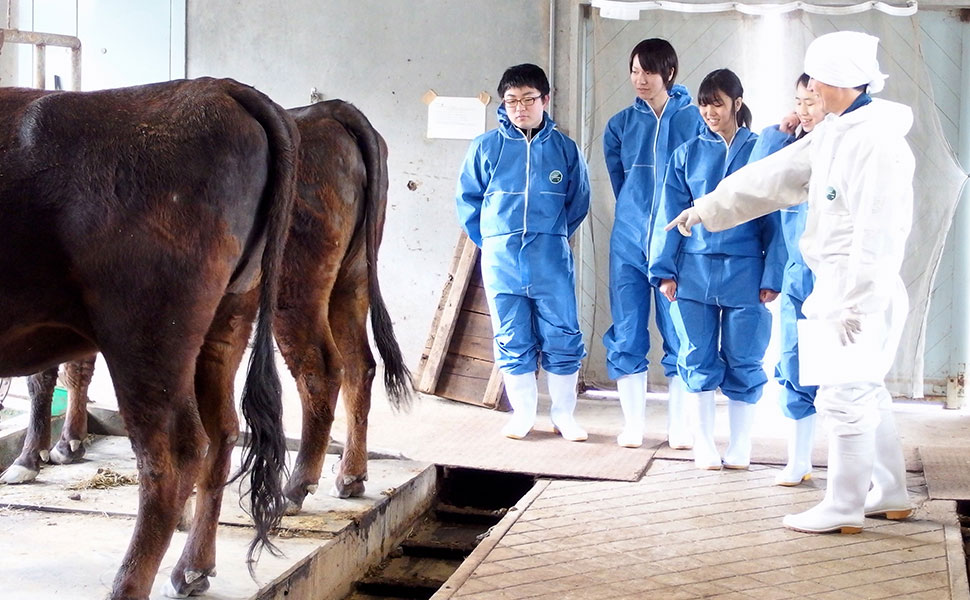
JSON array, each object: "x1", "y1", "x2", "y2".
[{"x1": 0, "y1": 78, "x2": 297, "y2": 600}]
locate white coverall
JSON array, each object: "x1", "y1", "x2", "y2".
[{"x1": 691, "y1": 98, "x2": 914, "y2": 435}]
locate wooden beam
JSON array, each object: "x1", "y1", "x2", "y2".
[
  {"x1": 482, "y1": 362, "x2": 506, "y2": 410},
  {"x1": 417, "y1": 232, "x2": 480, "y2": 393}
]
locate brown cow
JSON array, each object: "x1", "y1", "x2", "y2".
[
  {"x1": 1, "y1": 100, "x2": 413, "y2": 514},
  {"x1": 0, "y1": 79, "x2": 297, "y2": 599}
]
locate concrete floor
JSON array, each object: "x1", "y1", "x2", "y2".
[
  {"x1": 4, "y1": 358, "x2": 970, "y2": 599},
  {"x1": 6, "y1": 355, "x2": 969, "y2": 468},
  {"x1": 0, "y1": 435, "x2": 436, "y2": 600}
]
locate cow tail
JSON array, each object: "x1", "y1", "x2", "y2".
[
  {"x1": 332, "y1": 101, "x2": 413, "y2": 411},
  {"x1": 228, "y1": 83, "x2": 299, "y2": 571}
]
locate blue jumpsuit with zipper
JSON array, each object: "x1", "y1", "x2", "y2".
[
  {"x1": 456, "y1": 106, "x2": 590, "y2": 376},
  {"x1": 648, "y1": 126, "x2": 786, "y2": 403},
  {"x1": 749, "y1": 125, "x2": 818, "y2": 419},
  {"x1": 603, "y1": 85, "x2": 705, "y2": 380}
]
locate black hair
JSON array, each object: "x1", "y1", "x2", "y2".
[
  {"x1": 498, "y1": 63, "x2": 550, "y2": 98},
  {"x1": 629, "y1": 38, "x2": 679, "y2": 91},
  {"x1": 796, "y1": 73, "x2": 811, "y2": 89},
  {"x1": 698, "y1": 68, "x2": 752, "y2": 129}
]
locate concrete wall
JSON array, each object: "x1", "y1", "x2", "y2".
[
  {"x1": 186, "y1": 0, "x2": 562, "y2": 372},
  {"x1": 2, "y1": 2, "x2": 966, "y2": 399}
]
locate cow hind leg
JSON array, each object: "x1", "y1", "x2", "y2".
[
  {"x1": 109, "y1": 378, "x2": 207, "y2": 600},
  {"x1": 167, "y1": 292, "x2": 255, "y2": 598},
  {"x1": 329, "y1": 280, "x2": 375, "y2": 500},
  {"x1": 0, "y1": 367, "x2": 58, "y2": 484},
  {"x1": 278, "y1": 311, "x2": 341, "y2": 514},
  {"x1": 50, "y1": 355, "x2": 96, "y2": 464}
]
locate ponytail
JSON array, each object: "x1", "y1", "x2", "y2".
[{"x1": 736, "y1": 103, "x2": 752, "y2": 129}]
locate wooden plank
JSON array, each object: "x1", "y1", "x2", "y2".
[
  {"x1": 468, "y1": 263, "x2": 483, "y2": 286},
  {"x1": 482, "y1": 362, "x2": 505, "y2": 409},
  {"x1": 417, "y1": 233, "x2": 480, "y2": 393},
  {"x1": 437, "y1": 365, "x2": 509, "y2": 412},
  {"x1": 463, "y1": 284, "x2": 490, "y2": 316},
  {"x1": 452, "y1": 333, "x2": 493, "y2": 362},
  {"x1": 416, "y1": 231, "x2": 478, "y2": 375},
  {"x1": 436, "y1": 371, "x2": 493, "y2": 406},
  {"x1": 422, "y1": 313, "x2": 491, "y2": 360},
  {"x1": 439, "y1": 353, "x2": 493, "y2": 381},
  {"x1": 454, "y1": 309, "x2": 493, "y2": 340}
]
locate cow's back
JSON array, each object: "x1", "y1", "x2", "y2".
[{"x1": 0, "y1": 79, "x2": 281, "y2": 376}]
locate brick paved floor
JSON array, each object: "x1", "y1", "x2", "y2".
[{"x1": 447, "y1": 459, "x2": 963, "y2": 600}]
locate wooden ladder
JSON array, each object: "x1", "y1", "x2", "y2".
[{"x1": 417, "y1": 232, "x2": 509, "y2": 411}]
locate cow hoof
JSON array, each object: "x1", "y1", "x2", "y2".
[
  {"x1": 185, "y1": 570, "x2": 204, "y2": 585},
  {"x1": 330, "y1": 476, "x2": 366, "y2": 499},
  {"x1": 164, "y1": 568, "x2": 212, "y2": 598},
  {"x1": 283, "y1": 481, "x2": 322, "y2": 514},
  {"x1": 50, "y1": 439, "x2": 86, "y2": 465},
  {"x1": 283, "y1": 498, "x2": 303, "y2": 516},
  {"x1": 40, "y1": 450, "x2": 51, "y2": 463},
  {"x1": 0, "y1": 465, "x2": 39, "y2": 484}
]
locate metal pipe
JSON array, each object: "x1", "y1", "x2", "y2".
[
  {"x1": 70, "y1": 45, "x2": 81, "y2": 90},
  {"x1": 0, "y1": 28, "x2": 81, "y2": 90},
  {"x1": 1, "y1": 28, "x2": 80, "y2": 49},
  {"x1": 33, "y1": 42, "x2": 44, "y2": 88},
  {"x1": 548, "y1": 0, "x2": 556, "y2": 119}
]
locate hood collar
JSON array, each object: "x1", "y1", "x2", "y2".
[
  {"x1": 632, "y1": 83, "x2": 693, "y2": 115},
  {"x1": 497, "y1": 103, "x2": 556, "y2": 140}
]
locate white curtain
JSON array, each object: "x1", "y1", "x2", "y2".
[{"x1": 577, "y1": 2, "x2": 968, "y2": 398}]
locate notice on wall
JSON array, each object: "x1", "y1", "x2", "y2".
[{"x1": 423, "y1": 90, "x2": 490, "y2": 140}]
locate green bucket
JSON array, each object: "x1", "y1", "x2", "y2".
[{"x1": 52, "y1": 386, "x2": 68, "y2": 417}]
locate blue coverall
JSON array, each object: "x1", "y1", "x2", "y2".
[
  {"x1": 602, "y1": 84, "x2": 705, "y2": 380},
  {"x1": 648, "y1": 126, "x2": 786, "y2": 404},
  {"x1": 749, "y1": 125, "x2": 818, "y2": 419},
  {"x1": 456, "y1": 106, "x2": 590, "y2": 376}
]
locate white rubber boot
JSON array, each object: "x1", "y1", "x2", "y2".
[
  {"x1": 690, "y1": 390, "x2": 721, "y2": 470},
  {"x1": 723, "y1": 400, "x2": 757, "y2": 469},
  {"x1": 501, "y1": 372, "x2": 538, "y2": 439},
  {"x1": 865, "y1": 407, "x2": 912, "y2": 520},
  {"x1": 666, "y1": 377, "x2": 693, "y2": 450},
  {"x1": 616, "y1": 372, "x2": 646, "y2": 448},
  {"x1": 783, "y1": 430, "x2": 874, "y2": 534},
  {"x1": 548, "y1": 371, "x2": 587, "y2": 442},
  {"x1": 775, "y1": 414, "x2": 816, "y2": 486}
]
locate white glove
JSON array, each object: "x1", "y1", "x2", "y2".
[
  {"x1": 665, "y1": 207, "x2": 702, "y2": 237},
  {"x1": 838, "y1": 309, "x2": 863, "y2": 346}
]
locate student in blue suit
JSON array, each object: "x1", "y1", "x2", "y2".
[
  {"x1": 456, "y1": 63, "x2": 590, "y2": 442},
  {"x1": 649, "y1": 69, "x2": 785, "y2": 470},
  {"x1": 603, "y1": 39, "x2": 705, "y2": 449},
  {"x1": 748, "y1": 74, "x2": 826, "y2": 486}
]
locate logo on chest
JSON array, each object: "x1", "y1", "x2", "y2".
[
  {"x1": 549, "y1": 170, "x2": 563, "y2": 184},
  {"x1": 825, "y1": 186, "x2": 838, "y2": 201}
]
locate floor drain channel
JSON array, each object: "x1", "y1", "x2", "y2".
[
  {"x1": 343, "y1": 466, "x2": 535, "y2": 599},
  {"x1": 956, "y1": 500, "x2": 970, "y2": 595}
]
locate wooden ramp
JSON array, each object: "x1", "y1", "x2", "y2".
[{"x1": 418, "y1": 232, "x2": 509, "y2": 412}]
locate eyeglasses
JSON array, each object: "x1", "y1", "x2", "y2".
[{"x1": 504, "y1": 95, "x2": 542, "y2": 108}]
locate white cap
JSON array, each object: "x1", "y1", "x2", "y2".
[{"x1": 804, "y1": 31, "x2": 887, "y2": 94}]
